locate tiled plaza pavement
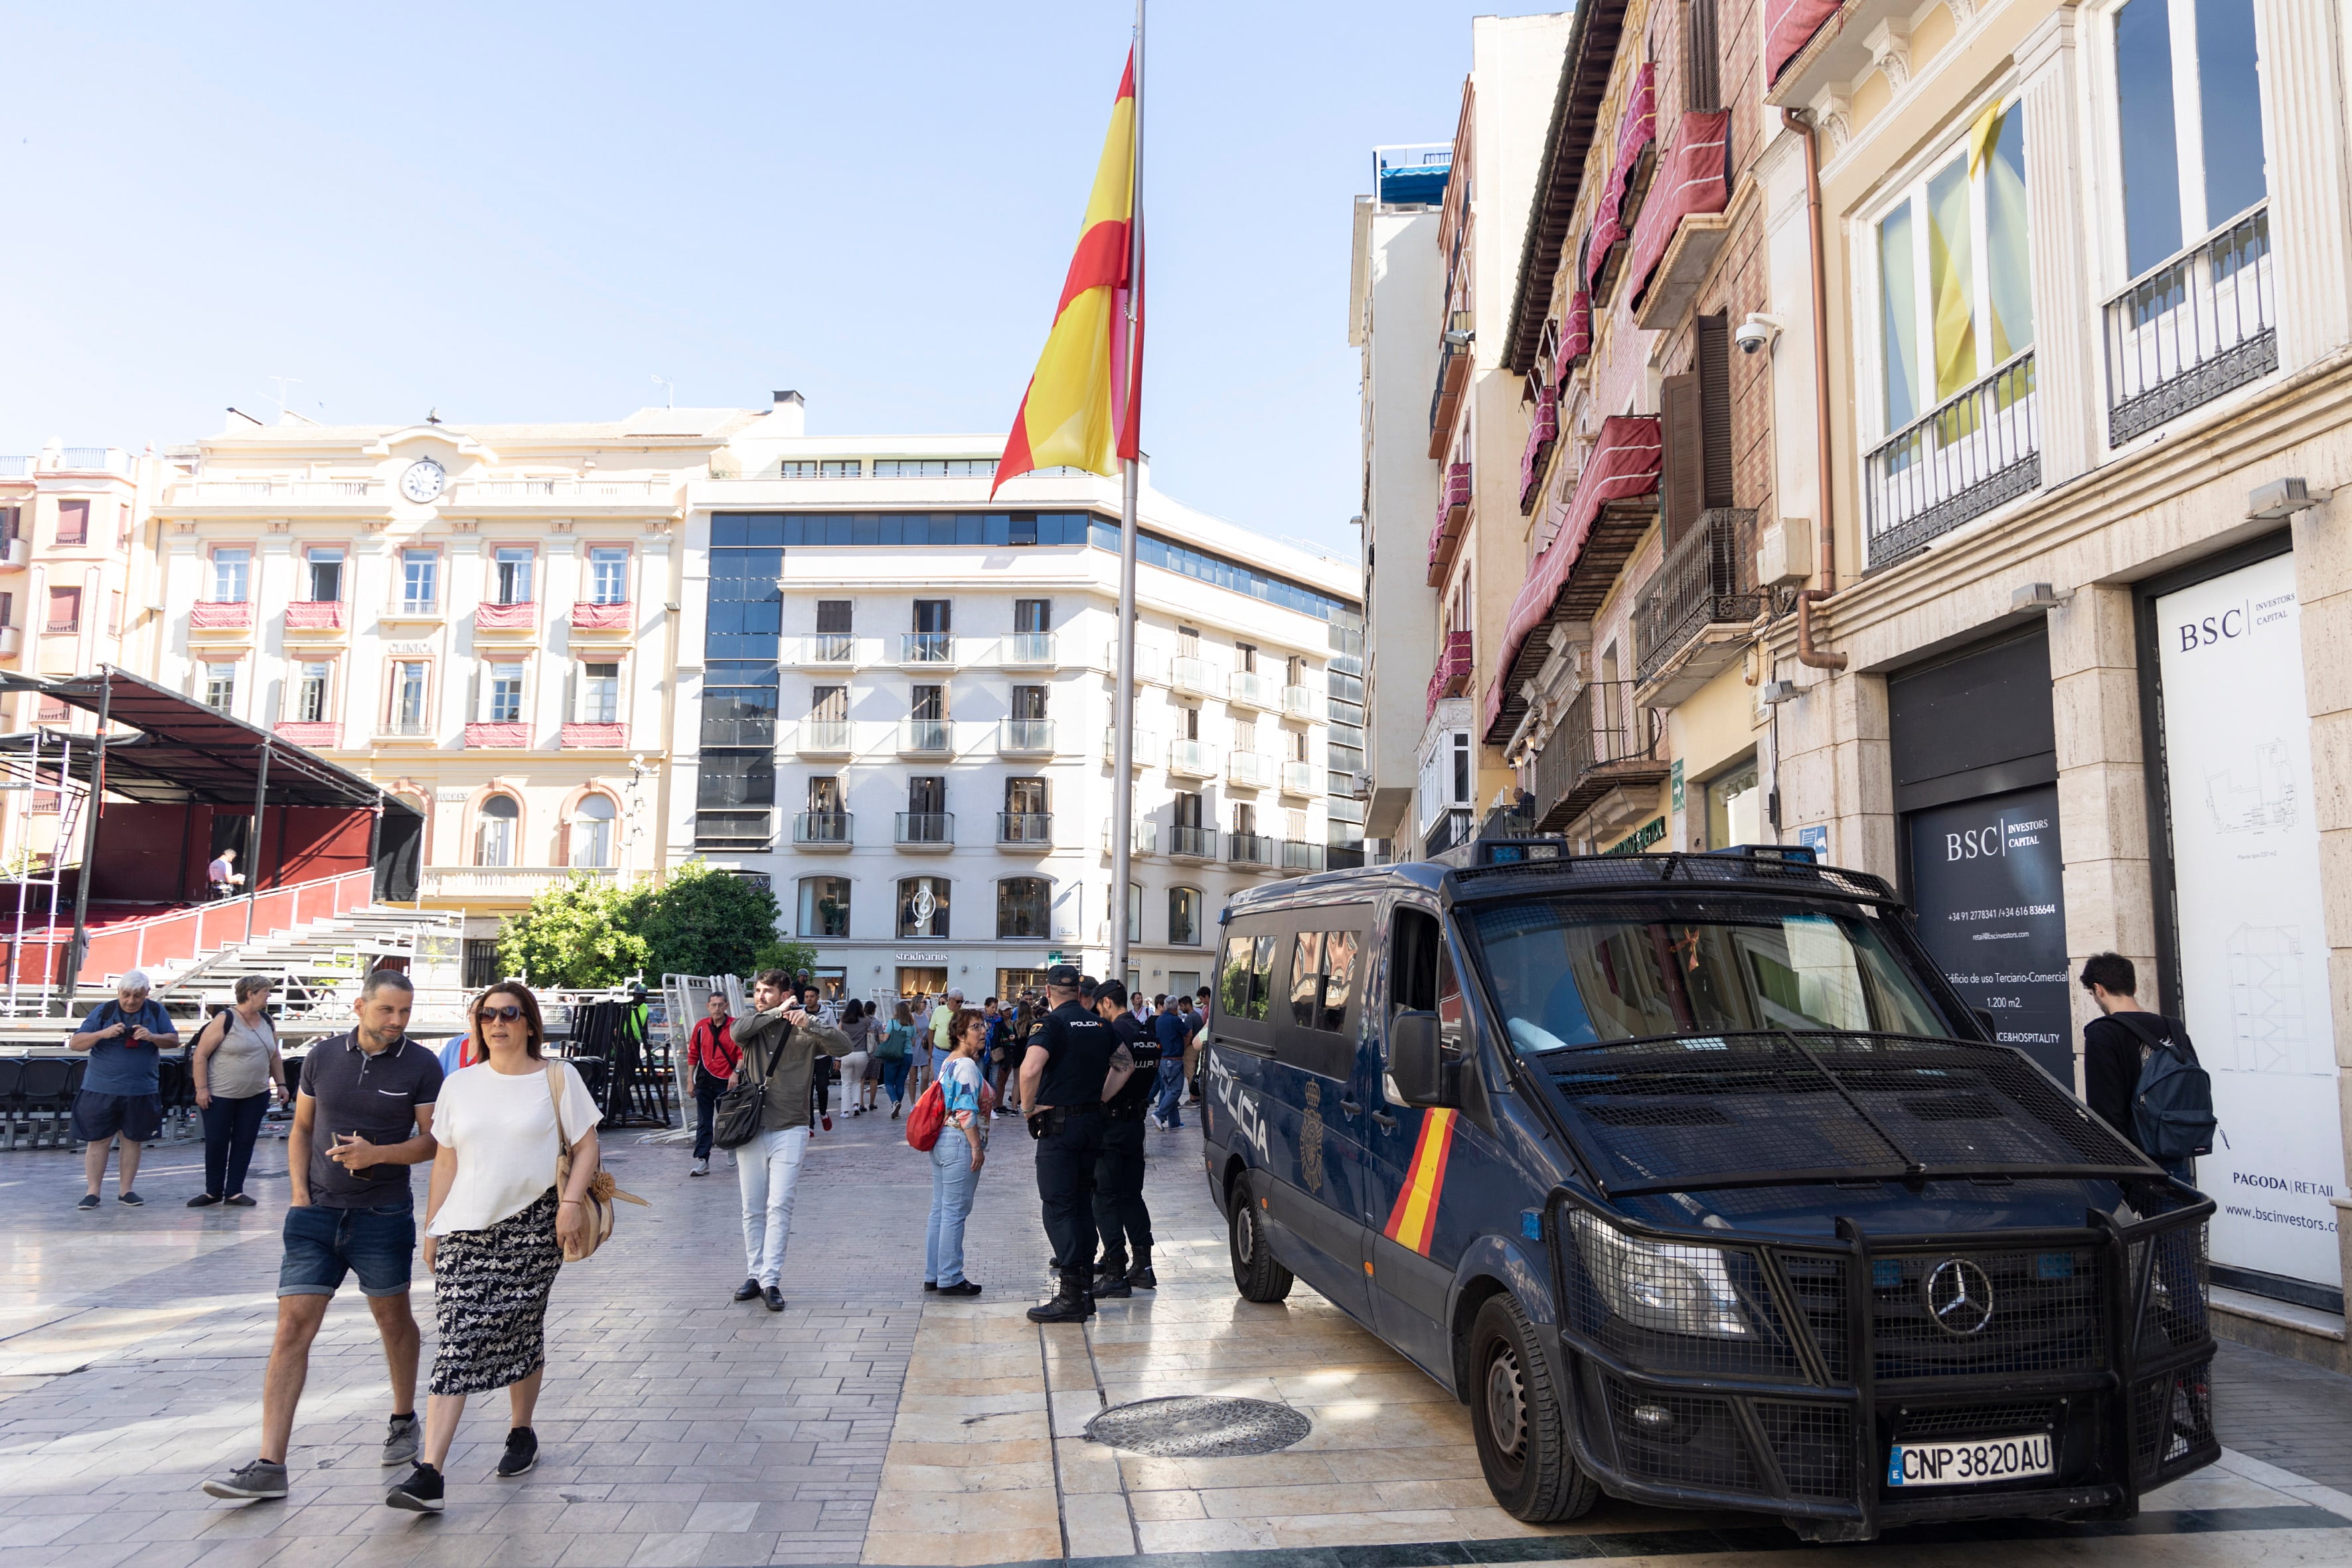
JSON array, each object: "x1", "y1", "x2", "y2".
[{"x1": 7, "y1": 1092, "x2": 2352, "y2": 1568}]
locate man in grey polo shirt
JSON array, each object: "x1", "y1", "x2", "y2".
[{"x1": 204, "y1": 969, "x2": 441, "y2": 1504}]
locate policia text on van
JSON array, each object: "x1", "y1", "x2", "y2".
[{"x1": 1199, "y1": 845, "x2": 2216, "y2": 1542}]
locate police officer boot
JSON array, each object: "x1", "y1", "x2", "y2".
[
  {"x1": 1093, "y1": 1257, "x2": 1132, "y2": 1299},
  {"x1": 1026, "y1": 1271, "x2": 1093, "y2": 1324},
  {"x1": 1125, "y1": 1248, "x2": 1156, "y2": 1291}
]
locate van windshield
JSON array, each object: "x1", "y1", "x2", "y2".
[{"x1": 1465, "y1": 896, "x2": 1954, "y2": 1052}]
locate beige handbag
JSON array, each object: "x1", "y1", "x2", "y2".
[{"x1": 547, "y1": 1063, "x2": 646, "y2": 1262}]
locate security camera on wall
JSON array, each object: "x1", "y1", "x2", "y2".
[{"x1": 1735, "y1": 313, "x2": 1783, "y2": 354}]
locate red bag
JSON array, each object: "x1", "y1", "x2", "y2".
[{"x1": 905, "y1": 1081, "x2": 945, "y2": 1152}]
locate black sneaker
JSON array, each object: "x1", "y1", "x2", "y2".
[
  {"x1": 937, "y1": 1280, "x2": 983, "y2": 1296},
  {"x1": 225, "y1": 1194, "x2": 258, "y2": 1208},
  {"x1": 496, "y1": 1427, "x2": 537, "y2": 1478},
  {"x1": 385, "y1": 1462, "x2": 444, "y2": 1513},
  {"x1": 924, "y1": 1281, "x2": 938, "y2": 1291},
  {"x1": 202, "y1": 1458, "x2": 289, "y2": 1500},
  {"x1": 76, "y1": 1194, "x2": 99, "y2": 1211},
  {"x1": 187, "y1": 1193, "x2": 222, "y2": 1208},
  {"x1": 117, "y1": 1190, "x2": 144, "y2": 1208}
]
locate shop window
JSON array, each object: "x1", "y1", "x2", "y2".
[
  {"x1": 1168, "y1": 886, "x2": 1202, "y2": 946},
  {"x1": 997, "y1": 876, "x2": 1050, "y2": 939},
  {"x1": 898, "y1": 876, "x2": 951, "y2": 939},
  {"x1": 799, "y1": 875, "x2": 851, "y2": 938}
]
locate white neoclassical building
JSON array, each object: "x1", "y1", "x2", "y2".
[{"x1": 670, "y1": 406, "x2": 1366, "y2": 1005}]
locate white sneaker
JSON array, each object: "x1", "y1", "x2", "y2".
[{"x1": 690, "y1": 1159, "x2": 710, "y2": 1177}]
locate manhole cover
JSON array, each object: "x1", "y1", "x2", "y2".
[{"x1": 1084, "y1": 1395, "x2": 1312, "y2": 1458}]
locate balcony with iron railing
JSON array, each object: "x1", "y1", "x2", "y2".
[
  {"x1": 1426, "y1": 461, "x2": 1474, "y2": 585},
  {"x1": 793, "y1": 811, "x2": 853, "y2": 848},
  {"x1": 895, "y1": 812, "x2": 954, "y2": 849},
  {"x1": 2105, "y1": 203, "x2": 2276, "y2": 446},
  {"x1": 996, "y1": 811, "x2": 1054, "y2": 847},
  {"x1": 796, "y1": 720, "x2": 853, "y2": 756},
  {"x1": 694, "y1": 809, "x2": 773, "y2": 850},
  {"x1": 1532, "y1": 680, "x2": 1667, "y2": 832},
  {"x1": 1226, "y1": 751, "x2": 1275, "y2": 789},
  {"x1": 1168, "y1": 739, "x2": 1217, "y2": 779},
  {"x1": 1002, "y1": 632, "x2": 1058, "y2": 666},
  {"x1": 1864, "y1": 352, "x2": 2039, "y2": 568},
  {"x1": 1423, "y1": 807, "x2": 1476, "y2": 861},
  {"x1": 1101, "y1": 819, "x2": 1158, "y2": 855},
  {"x1": 898, "y1": 718, "x2": 953, "y2": 756},
  {"x1": 1226, "y1": 832, "x2": 1274, "y2": 868},
  {"x1": 1632, "y1": 509, "x2": 1764, "y2": 704},
  {"x1": 1278, "y1": 840, "x2": 1326, "y2": 875},
  {"x1": 997, "y1": 718, "x2": 1056, "y2": 755},
  {"x1": 799, "y1": 633, "x2": 856, "y2": 665},
  {"x1": 900, "y1": 632, "x2": 958, "y2": 666},
  {"x1": 1168, "y1": 824, "x2": 1218, "y2": 860},
  {"x1": 1229, "y1": 669, "x2": 1275, "y2": 710},
  {"x1": 1426, "y1": 629, "x2": 1473, "y2": 721}
]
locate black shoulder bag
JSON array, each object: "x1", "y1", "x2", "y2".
[{"x1": 712, "y1": 1019, "x2": 791, "y2": 1150}]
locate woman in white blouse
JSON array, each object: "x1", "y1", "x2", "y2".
[{"x1": 385, "y1": 984, "x2": 598, "y2": 1514}]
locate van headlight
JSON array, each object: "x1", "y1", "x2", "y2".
[{"x1": 1569, "y1": 1211, "x2": 1751, "y2": 1338}]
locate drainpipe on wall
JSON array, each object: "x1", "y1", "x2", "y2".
[{"x1": 1784, "y1": 108, "x2": 1848, "y2": 674}]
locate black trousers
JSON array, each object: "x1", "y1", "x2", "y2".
[
  {"x1": 200, "y1": 1093, "x2": 270, "y2": 1198},
  {"x1": 1093, "y1": 1116, "x2": 1152, "y2": 1269},
  {"x1": 1034, "y1": 1107, "x2": 1105, "y2": 1274},
  {"x1": 692, "y1": 1081, "x2": 724, "y2": 1160}
]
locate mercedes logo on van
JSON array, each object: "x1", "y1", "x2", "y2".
[{"x1": 1924, "y1": 1259, "x2": 1996, "y2": 1336}]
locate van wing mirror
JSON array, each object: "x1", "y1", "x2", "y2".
[
  {"x1": 1389, "y1": 1010, "x2": 1458, "y2": 1108},
  {"x1": 1970, "y1": 1008, "x2": 1998, "y2": 1042}
]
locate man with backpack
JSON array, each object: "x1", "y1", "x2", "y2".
[{"x1": 2079, "y1": 953, "x2": 2216, "y2": 1183}]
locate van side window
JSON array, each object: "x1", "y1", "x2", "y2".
[
  {"x1": 1438, "y1": 939, "x2": 1465, "y2": 1050},
  {"x1": 1320, "y1": 931, "x2": 1359, "y2": 1032},
  {"x1": 1393, "y1": 907, "x2": 1441, "y2": 1014},
  {"x1": 1288, "y1": 932, "x2": 1325, "y2": 1026},
  {"x1": 1249, "y1": 935, "x2": 1279, "y2": 1019},
  {"x1": 1219, "y1": 935, "x2": 1252, "y2": 1020}
]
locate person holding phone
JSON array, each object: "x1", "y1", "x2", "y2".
[
  {"x1": 68, "y1": 969, "x2": 180, "y2": 1209},
  {"x1": 202, "y1": 969, "x2": 440, "y2": 1506}
]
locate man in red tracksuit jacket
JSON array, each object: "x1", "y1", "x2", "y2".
[{"x1": 686, "y1": 992, "x2": 742, "y2": 1176}]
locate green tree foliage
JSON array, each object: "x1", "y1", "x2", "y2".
[
  {"x1": 637, "y1": 859, "x2": 784, "y2": 980},
  {"x1": 747, "y1": 937, "x2": 822, "y2": 980},
  {"x1": 495, "y1": 874, "x2": 652, "y2": 990}
]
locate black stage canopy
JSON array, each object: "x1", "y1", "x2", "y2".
[{"x1": 0, "y1": 668, "x2": 422, "y2": 821}]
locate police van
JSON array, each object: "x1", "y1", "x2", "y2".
[{"x1": 1199, "y1": 844, "x2": 2216, "y2": 1541}]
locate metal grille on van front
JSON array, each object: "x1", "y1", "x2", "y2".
[
  {"x1": 1538, "y1": 1030, "x2": 2151, "y2": 1196},
  {"x1": 1446, "y1": 846, "x2": 1896, "y2": 904}
]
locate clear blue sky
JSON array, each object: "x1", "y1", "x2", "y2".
[{"x1": 0, "y1": 2, "x2": 1555, "y2": 556}]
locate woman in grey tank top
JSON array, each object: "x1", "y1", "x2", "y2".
[{"x1": 190, "y1": 976, "x2": 285, "y2": 1207}]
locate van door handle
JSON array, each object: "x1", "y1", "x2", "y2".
[
  {"x1": 1371, "y1": 1110, "x2": 1397, "y2": 1130},
  {"x1": 1340, "y1": 1098, "x2": 1363, "y2": 1116}
]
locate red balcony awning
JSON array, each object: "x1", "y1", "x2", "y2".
[
  {"x1": 1520, "y1": 394, "x2": 1561, "y2": 514},
  {"x1": 1585, "y1": 61, "x2": 1657, "y2": 294},
  {"x1": 1485, "y1": 414, "x2": 1662, "y2": 734},
  {"x1": 1768, "y1": 0, "x2": 1844, "y2": 84},
  {"x1": 560, "y1": 722, "x2": 628, "y2": 749},
  {"x1": 1626, "y1": 110, "x2": 1731, "y2": 309},
  {"x1": 475, "y1": 599, "x2": 537, "y2": 631},
  {"x1": 283, "y1": 601, "x2": 344, "y2": 631},
  {"x1": 463, "y1": 722, "x2": 531, "y2": 748},
  {"x1": 190, "y1": 601, "x2": 251, "y2": 629},
  {"x1": 1557, "y1": 287, "x2": 1593, "y2": 374},
  {"x1": 570, "y1": 601, "x2": 631, "y2": 631}
]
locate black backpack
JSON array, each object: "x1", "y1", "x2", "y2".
[{"x1": 2114, "y1": 1012, "x2": 2218, "y2": 1162}]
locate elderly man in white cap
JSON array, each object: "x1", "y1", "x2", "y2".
[{"x1": 67, "y1": 969, "x2": 180, "y2": 1209}]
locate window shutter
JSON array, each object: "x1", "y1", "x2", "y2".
[
  {"x1": 1696, "y1": 313, "x2": 1736, "y2": 509},
  {"x1": 1686, "y1": 0, "x2": 1721, "y2": 114},
  {"x1": 1660, "y1": 371, "x2": 1703, "y2": 545}
]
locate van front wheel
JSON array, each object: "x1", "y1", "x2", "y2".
[
  {"x1": 1228, "y1": 1188, "x2": 1293, "y2": 1303},
  {"x1": 1468, "y1": 1293, "x2": 1599, "y2": 1522}
]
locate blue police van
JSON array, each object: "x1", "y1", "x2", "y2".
[{"x1": 1199, "y1": 843, "x2": 2217, "y2": 1541}]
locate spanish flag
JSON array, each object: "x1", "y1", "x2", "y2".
[{"x1": 992, "y1": 49, "x2": 1142, "y2": 494}]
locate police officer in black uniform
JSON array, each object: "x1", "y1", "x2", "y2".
[
  {"x1": 1020, "y1": 965, "x2": 1133, "y2": 1323},
  {"x1": 1091, "y1": 980, "x2": 1159, "y2": 1297}
]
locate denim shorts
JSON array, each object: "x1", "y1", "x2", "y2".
[
  {"x1": 69, "y1": 1090, "x2": 163, "y2": 1144},
  {"x1": 278, "y1": 1200, "x2": 417, "y2": 1298}
]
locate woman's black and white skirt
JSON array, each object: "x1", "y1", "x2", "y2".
[{"x1": 430, "y1": 1188, "x2": 562, "y2": 1396}]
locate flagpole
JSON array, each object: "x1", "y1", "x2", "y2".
[{"x1": 1110, "y1": 0, "x2": 1144, "y2": 992}]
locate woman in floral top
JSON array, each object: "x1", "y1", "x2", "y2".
[{"x1": 923, "y1": 1008, "x2": 990, "y2": 1296}]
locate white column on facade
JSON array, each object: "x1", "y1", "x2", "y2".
[
  {"x1": 160, "y1": 532, "x2": 201, "y2": 693},
  {"x1": 348, "y1": 534, "x2": 393, "y2": 744},
  {"x1": 2017, "y1": 8, "x2": 2095, "y2": 486},
  {"x1": 2254, "y1": 0, "x2": 2352, "y2": 370},
  {"x1": 541, "y1": 532, "x2": 578, "y2": 738},
  {"x1": 443, "y1": 534, "x2": 482, "y2": 732},
  {"x1": 255, "y1": 533, "x2": 295, "y2": 726},
  {"x1": 666, "y1": 518, "x2": 707, "y2": 872}
]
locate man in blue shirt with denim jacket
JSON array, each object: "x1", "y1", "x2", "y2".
[{"x1": 68, "y1": 969, "x2": 179, "y2": 1209}]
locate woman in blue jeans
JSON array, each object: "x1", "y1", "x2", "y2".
[
  {"x1": 879, "y1": 1002, "x2": 915, "y2": 1118},
  {"x1": 189, "y1": 977, "x2": 286, "y2": 1207},
  {"x1": 924, "y1": 1008, "x2": 989, "y2": 1296}
]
